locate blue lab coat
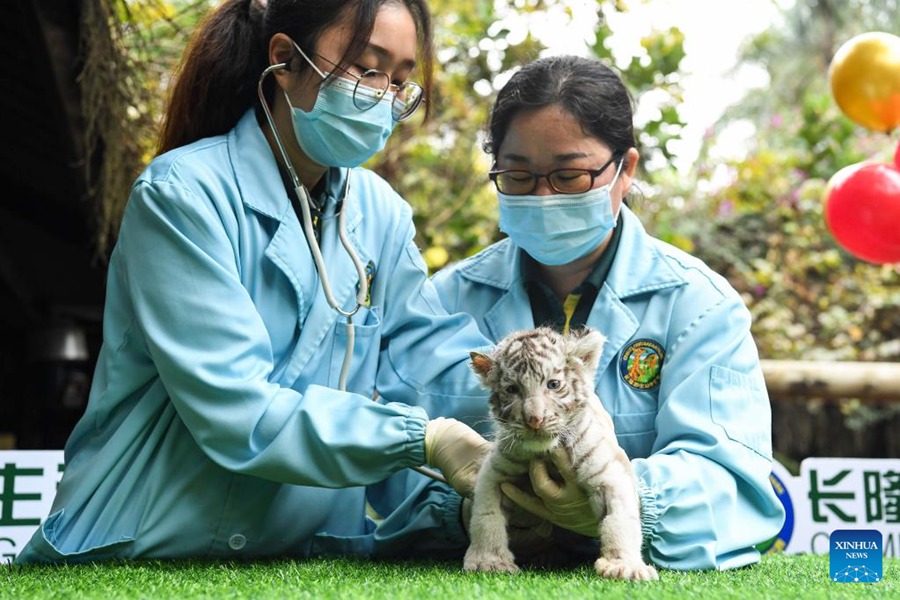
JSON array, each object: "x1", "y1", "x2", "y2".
[
  {"x1": 16, "y1": 110, "x2": 491, "y2": 563},
  {"x1": 431, "y1": 206, "x2": 786, "y2": 571}
]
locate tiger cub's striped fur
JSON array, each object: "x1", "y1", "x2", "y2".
[{"x1": 464, "y1": 327, "x2": 657, "y2": 580}]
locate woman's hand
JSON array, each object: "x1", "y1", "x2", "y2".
[
  {"x1": 500, "y1": 446, "x2": 600, "y2": 537},
  {"x1": 424, "y1": 417, "x2": 491, "y2": 497}
]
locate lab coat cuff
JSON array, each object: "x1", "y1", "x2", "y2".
[
  {"x1": 404, "y1": 405, "x2": 429, "y2": 467},
  {"x1": 440, "y1": 492, "x2": 469, "y2": 547},
  {"x1": 637, "y1": 479, "x2": 662, "y2": 548}
]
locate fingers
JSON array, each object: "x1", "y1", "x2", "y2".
[
  {"x1": 424, "y1": 418, "x2": 492, "y2": 498},
  {"x1": 548, "y1": 446, "x2": 577, "y2": 482},
  {"x1": 426, "y1": 418, "x2": 485, "y2": 465},
  {"x1": 500, "y1": 482, "x2": 553, "y2": 521},
  {"x1": 529, "y1": 457, "x2": 564, "y2": 500}
]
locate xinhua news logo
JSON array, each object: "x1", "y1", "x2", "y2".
[{"x1": 829, "y1": 529, "x2": 883, "y2": 583}]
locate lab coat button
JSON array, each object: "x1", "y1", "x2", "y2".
[{"x1": 228, "y1": 534, "x2": 247, "y2": 550}]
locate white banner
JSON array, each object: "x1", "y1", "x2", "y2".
[
  {"x1": 1, "y1": 451, "x2": 898, "y2": 562},
  {"x1": 0, "y1": 450, "x2": 64, "y2": 562},
  {"x1": 761, "y1": 458, "x2": 900, "y2": 557}
]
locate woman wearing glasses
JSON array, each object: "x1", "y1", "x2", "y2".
[
  {"x1": 432, "y1": 55, "x2": 785, "y2": 571},
  {"x1": 16, "y1": 0, "x2": 500, "y2": 564}
]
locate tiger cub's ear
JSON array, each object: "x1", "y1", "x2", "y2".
[
  {"x1": 568, "y1": 327, "x2": 607, "y2": 375},
  {"x1": 469, "y1": 351, "x2": 494, "y2": 381}
]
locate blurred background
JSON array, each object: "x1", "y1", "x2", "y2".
[{"x1": 1, "y1": 0, "x2": 897, "y2": 465}]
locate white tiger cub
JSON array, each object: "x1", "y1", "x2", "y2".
[{"x1": 464, "y1": 326, "x2": 658, "y2": 580}]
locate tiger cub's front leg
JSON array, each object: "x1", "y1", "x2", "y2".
[
  {"x1": 589, "y1": 454, "x2": 658, "y2": 581},
  {"x1": 463, "y1": 458, "x2": 518, "y2": 573}
]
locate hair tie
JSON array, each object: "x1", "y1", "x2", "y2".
[
  {"x1": 245, "y1": 0, "x2": 266, "y2": 15},
  {"x1": 246, "y1": 0, "x2": 266, "y2": 25}
]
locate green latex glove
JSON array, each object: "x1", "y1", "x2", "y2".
[
  {"x1": 500, "y1": 446, "x2": 600, "y2": 538},
  {"x1": 424, "y1": 417, "x2": 491, "y2": 497}
]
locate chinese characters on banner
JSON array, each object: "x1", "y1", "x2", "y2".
[
  {"x1": 762, "y1": 458, "x2": 900, "y2": 557},
  {"x1": 1, "y1": 451, "x2": 898, "y2": 562},
  {"x1": 0, "y1": 451, "x2": 64, "y2": 562}
]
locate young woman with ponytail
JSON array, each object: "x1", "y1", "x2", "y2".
[{"x1": 16, "y1": 0, "x2": 512, "y2": 563}]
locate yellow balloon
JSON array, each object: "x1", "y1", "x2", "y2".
[{"x1": 828, "y1": 31, "x2": 900, "y2": 132}]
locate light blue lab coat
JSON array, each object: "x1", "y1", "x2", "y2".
[
  {"x1": 431, "y1": 206, "x2": 786, "y2": 571},
  {"x1": 16, "y1": 110, "x2": 491, "y2": 564}
]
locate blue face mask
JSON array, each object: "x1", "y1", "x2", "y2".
[
  {"x1": 497, "y1": 160, "x2": 624, "y2": 266},
  {"x1": 286, "y1": 77, "x2": 396, "y2": 168}
]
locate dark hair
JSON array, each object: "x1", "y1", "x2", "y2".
[
  {"x1": 157, "y1": 0, "x2": 434, "y2": 154},
  {"x1": 484, "y1": 55, "x2": 636, "y2": 167}
]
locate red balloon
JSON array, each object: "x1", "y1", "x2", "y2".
[
  {"x1": 895, "y1": 140, "x2": 900, "y2": 168},
  {"x1": 824, "y1": 161, "x2": 900, "y2": 264}
]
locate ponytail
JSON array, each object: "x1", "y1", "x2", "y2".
[{"x1": 156, "y1": 0, "x2": 266, "y2": 154}]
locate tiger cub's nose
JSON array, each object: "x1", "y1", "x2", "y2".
[{"x1": 526, "y1": 414, "x2": 544, "y2": 430}]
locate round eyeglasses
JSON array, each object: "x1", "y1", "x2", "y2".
[
  {"x1": 489, "y1": 154, "x2": 623, "y2": 195},
  {"x1": 292, "y1": 42, "x2": 424, "y2": 122}
]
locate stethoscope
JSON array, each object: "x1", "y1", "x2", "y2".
[
  {"x1": 258, "y1": 62, "x2": 368, "y2": 392},
  {"x1": 258, "y1": 62, "x2": 446, "y2": 484}
]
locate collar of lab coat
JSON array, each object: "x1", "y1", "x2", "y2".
[
  {"x1": 455, "y1": 205, "x2": 687, "y2": 374},
  {"x1": 228, "y1": 109, "x2": 368, "y2": 384},
  {"x1": 229, "y1": 109, "x2": 362, "y2": 232}
]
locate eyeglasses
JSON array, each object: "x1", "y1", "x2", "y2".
[
  {"x1": 292, "y1": 42, "x2": 424, "y2": 122},
  {"x1": 489, "y1": 154, "x2": 623, "y2": 195}
]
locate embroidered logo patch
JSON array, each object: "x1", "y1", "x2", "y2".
[{"x1": 620, "y1": 339, "x2": 664, "y2": 390}]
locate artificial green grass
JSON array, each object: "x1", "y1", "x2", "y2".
[{"x1": 3, "y1": 553, "x2": 898, "y2": 599}]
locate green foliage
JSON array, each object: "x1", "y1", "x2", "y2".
[
  {"x1": 637, "y1": 0, "x2": 900, "y2": 441},
  {"x1": 88, "y1": 0, "x2": 213, "y2": 254},
  {"x1": 607, "y1": 25, "x2": 687, "y2": 167},
  {"x1": 371, "y1": 0, "x2": 689, "y2": 271},
  {"x1": 369, "y1": 1, "x2": 519, "y2": 266},
  {"x1": 688, "y1": 171, "x2": 900, "y2": 364},
  {"x1": 370, "y1": 1, "x2": 567, "y2": 269},
  {"x1": 662, "y1": 2, "x2": 900, "y2": 366}
]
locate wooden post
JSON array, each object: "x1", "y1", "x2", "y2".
[{"x1": 761, "y1": 359, "x2": 900, "y2": 402}]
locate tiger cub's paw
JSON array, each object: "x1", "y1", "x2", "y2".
[
  {"x1": 464, "y1": 547, "x2": 519, "y2": 573},
  {"x1": 594, "y1": 557, "x2": 659, "y2": 581}
]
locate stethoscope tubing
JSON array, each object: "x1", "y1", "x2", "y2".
[
  {"x1": 258, "y1": 64, "x2": 368, "y2": 382},
  {"x1": 258, "y1": 63, "x2": 446, "y2": 485}
]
